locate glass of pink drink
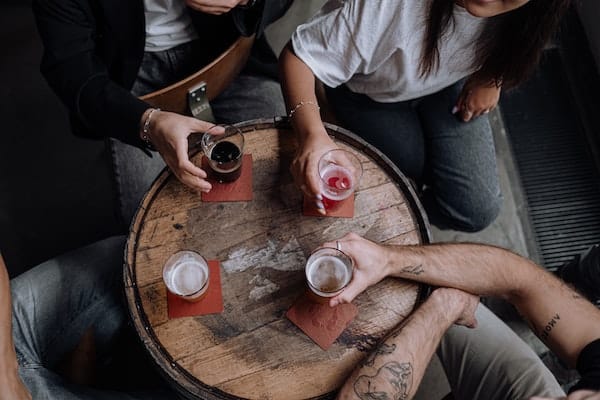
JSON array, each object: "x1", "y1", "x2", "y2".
[{"x1": 318, "y1": 149, "x2": 363, "y2": 211}]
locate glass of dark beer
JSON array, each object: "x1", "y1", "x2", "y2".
[
  {"x1": 305, "y1": 247, "x2": 354, "y2": 303},
  {"x1": 201, "y1": 125, "x2": 245, "y2": 183}
]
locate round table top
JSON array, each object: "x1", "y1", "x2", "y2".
[{"x1": 124, "y1": 118, "x2": 431, "y2": 400}]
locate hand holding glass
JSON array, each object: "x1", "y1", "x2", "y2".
[
  {"x1": 305, "y1": 247, "x2": 354, "y2": 303},
  {"x1": 318, "y1": 149, "x2": 363, "y2": 211},
  {"x1": 201, "y1": 125, "x2": 244, "y2": 183}
]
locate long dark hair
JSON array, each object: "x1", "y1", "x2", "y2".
[{"x1": 420, "y1": 0, "x2": 572, "y2": 88}]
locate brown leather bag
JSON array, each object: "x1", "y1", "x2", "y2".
[{"x1": 139, "y1": 35, "x2": 255, "y2": 120}]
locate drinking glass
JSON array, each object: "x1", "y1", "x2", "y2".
[
  {"x1": 305, "y1": 247, "x2": 354, "y2": 303},
  {"x1": 318, "y1": 149, "x2": 363, "y2": 211},
  {"x1": 201, "y1": 125, "x2": 244, "y2": 183},
  {"x1": 163, "y1": 251, "x2": 210, "y2": 302}
]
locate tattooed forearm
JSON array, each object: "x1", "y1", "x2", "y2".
[
  {"x1": 400, "y1": 265, "x2": 424, "y2": 276},
  {"x1": 354, "y1": 362, "x2": 413, "y2": 400},
  {"x1": 539, "y1": 313, "x2": 560, "y2": 342},
  {"x1": 362, "y1": 343, "x2": 397, "y2": 367}
]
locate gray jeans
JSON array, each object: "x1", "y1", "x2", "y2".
[
  {"x1": 437, "y1": 303, "x2": 565, "y2": 399},
  {"x1": 109, "y1": 42, "x2": 286, "y2": 228},
  {"x1": 11, "y1": 236, "x2": 173, "y2": 399},
  {"x1": 325, "y1": 82, "x2": 503, "y2": 232}
]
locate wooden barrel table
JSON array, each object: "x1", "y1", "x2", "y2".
[{"x1": 124, "y1": 118, "x2": 431, "y2": 400}]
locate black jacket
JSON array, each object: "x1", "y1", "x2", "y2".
[{"x1": 32, "y1": 0, "x2": 291, "y2": 147}]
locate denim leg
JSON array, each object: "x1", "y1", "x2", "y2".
[
  {"x1": 211, "y1": 72, "x2": 286, "y2": 123},
  {"x1": 325, "y1": 85, "x2": 426, "y2": 180},
  {"x1": 437, "y1": 304, "x2": 565, "y2": 400},
  {"x1": 107, "y1": 139, "x2": 166, "y2": 229},
  {"x1": 11, "y1": 236, "x2": 133, "y2": 398},
  {"x1": 417, "y1": 82, "x2": 502, "y2": 232}
]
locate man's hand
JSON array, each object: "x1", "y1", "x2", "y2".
[
  {"x1": 290, "y1": 130, "x2": 338, "y2": 213},
  {"x1": 322, "y1": 233, "x2": 391, "y2": 307},
  {"x1": 142, "y1": 110, "x2": 224, "y2": 193},
  {"x1": 453, "y1": 75, "x2": 501, "y2": 122},
  {"x1": 185, "y1": 0, "x2": 250, "y2": 14}
]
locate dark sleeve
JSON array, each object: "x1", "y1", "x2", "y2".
[
  {"x1": 32, "y1": 0, "x2": 149, "y2": 148},
  {"x1": 231, "y1": 0, "x2": 293, "y2": 37},
  {"x1": 569, "y1": 338, "x2": 600, "y2": 393}
]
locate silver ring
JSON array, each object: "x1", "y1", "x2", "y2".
[{"x1": 336, "y1": 240, "x2": 341, "y2": 251}]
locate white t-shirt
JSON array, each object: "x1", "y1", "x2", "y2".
[
  {"x1": 292, "y1": 0, "x2": 485, "y2": 102},
  {"x1": 144, "y1": 0, "x2": 198, "y2": 52}
]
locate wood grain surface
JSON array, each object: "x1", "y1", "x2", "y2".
[{"x1": 124, "y1": 119, "x2": 431, "y2": 400}]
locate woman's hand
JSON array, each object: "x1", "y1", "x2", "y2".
[
  {"x1": 143, "y1": 109, "x2": 223, "y2": 193},
  {"x1": 290, "y1": 129, "x2": 338, "y2": 212},
  {"x1": 185, "y1": 0, "x2": 250, "y2": 14},
  {"x1": 453, "y1": 76, "x2": 502, "y2": 122},
  {"x1": 321, "y1": 233, "x2": 391, "y2": 307}
]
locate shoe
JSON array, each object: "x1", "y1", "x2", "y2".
[{"x1": 555, "y1": 244, "x2": 600, "y2": 306}]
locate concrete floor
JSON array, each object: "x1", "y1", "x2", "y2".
[{"x1": 0, "y1": 1, "x2": 572, "y2": 398}]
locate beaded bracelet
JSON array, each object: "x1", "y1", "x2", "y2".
[
  {"x1": 288, "y1": 101, "x2": 320, "y2": 119},
  {"x1": 141, "y1": 108, "x2": 160, "y2": 148}
]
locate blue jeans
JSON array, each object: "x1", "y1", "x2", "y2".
[
  {"x1": 11, "y1": 236, "x2": 173, "y2": 399},
  {"x1": 325, "y1": 82, "x2": 503, "y2": 232},
  {"x1": 110, "y1": 41, "x2": 286, "y2": 228}
]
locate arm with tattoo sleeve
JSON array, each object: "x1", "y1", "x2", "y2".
[
  {"x1": 337, "y1": 288, "x2": 478, "y2": 400},
  {"x1": 337, "y1": 288, "x2": 479, "y2": 400}
]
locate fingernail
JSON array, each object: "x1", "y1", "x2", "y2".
[
  {"x1": 484, "y1": 109, "x2": 490, "y2": 114},
  {"x1": 316, "y1": 200, "x2": 325, "y2": 209},
  {"x1": 451, "y1": 106, "x2": 459, "y2": 114},
  {"x1": 316, "y1": 193, "x2": 323, "y2": 200}
]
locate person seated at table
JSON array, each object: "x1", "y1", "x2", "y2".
[
  {"x1": 32, "y1": 0, "x2": 292, "y2": 227},
  {"x1": 324, "y1": 233, "x2": 600, "y2": 400},
  {"x1": 279, "y1": 0, "x2": 570, "y2": 232},
  {"x1": 0, "y1": 239, "x2": 176, "y2": 400}
]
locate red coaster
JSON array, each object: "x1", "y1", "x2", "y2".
[
  {"x1": 167, "y1": 260, "x2": 224, "y2": 318},
  {"x1": 201, "y1": 154, "x2": 253, "y2": 202},
  {"x1": 302, "y1": 195, "x2": 355, "y2": 218},
  {"x1": 286, "y1": 293, "x2": 358, "y2": 350}
]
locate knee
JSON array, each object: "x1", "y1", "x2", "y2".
[
  {"x1": 428, "y1": 188, "x2": 503, "y2": 232},
  {"x1": 449, "y1": 191, "x2": 503, "y2": 232}
]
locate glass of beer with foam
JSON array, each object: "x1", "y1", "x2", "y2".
[
  {"x1": 305, "y1": 247, "x2": 354, "y2": 303},
  {"x1": 163, "y1": 251, "x2": 210, "y2": 302}
]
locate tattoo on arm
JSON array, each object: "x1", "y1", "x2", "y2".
[
  {"x1": 362, "y1": 343, "x2": 396, "y2": 367},
  {"x1": 354, "y1": 362, "x2": 413, "y2": 400},
  {"x1": 539, "y1": 313, "x2": 560, "y2": 342},
  {"x1": 400, "y1": 265, "x2": 424, "y2": 276}
]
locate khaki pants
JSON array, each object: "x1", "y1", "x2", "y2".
[{"x1": 438, "y1": 304, "x2": 565, "y2": 400}]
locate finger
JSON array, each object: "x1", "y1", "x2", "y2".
[
  {"x1": 192, "y1": 120, "x2": 226, "y2": 135},
  {"x1": 329, "y1": 280, "x2": 366, "y2": 307},
  {"x1": 460, "y1": 108, "x2": 473, "y2": 122},
  {"x1": 180, "y1": 172, "x2": 213, "y2": 193},
  {"x1": 174, "y1": 141, "x2": 206, "y2": 178}
]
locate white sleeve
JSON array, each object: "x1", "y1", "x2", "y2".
[
  {"x1": 291, "y1": 0, "x2": 366, "y2": 88},
  {"x1": 291, "y1": 0, "x2": 403, "y2": 89}
]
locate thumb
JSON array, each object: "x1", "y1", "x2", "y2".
[{"x1": 329, "y1": 280, "x2": 365, "y2": 307}]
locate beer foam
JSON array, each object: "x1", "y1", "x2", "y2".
[
  {"x1": 169, "y1": 261, "x2": 207, "y2": 295},
  {"x1": 307, "y1": 255, "x2": 351, "y2": 293}
]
